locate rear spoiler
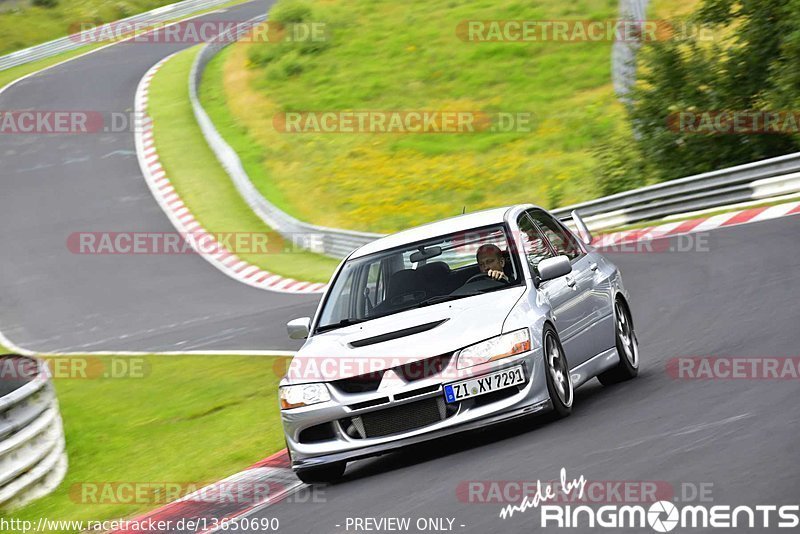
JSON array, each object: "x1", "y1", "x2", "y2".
[{"x1": 558, "y1": 210, "x2": 593, "y2": 246}]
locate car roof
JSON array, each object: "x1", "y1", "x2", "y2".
[{"x1": 350, "y1": 205, "x2": 521, "y2": 259}]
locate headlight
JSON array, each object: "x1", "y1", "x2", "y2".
[
  {"x1": 456, "y1": 329, "x2": 531, "y2": 369},
  {"x1": 279, "y1": 383, "x2": 331, "y2": 410}
]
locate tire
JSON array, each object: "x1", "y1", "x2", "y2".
[
  {"x1": 543, "y1": 325, "x2": 573, "y2": 417},
  {"x1": 598, "y1": 299, "x2": 640, "y2": 386},
  {"x1": 295, "y1": 461, "x2": 346, "y2": 484}
]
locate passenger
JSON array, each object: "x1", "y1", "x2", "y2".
[{"x1": 476, "y1": 244, "x2": 509, "y2": 282}]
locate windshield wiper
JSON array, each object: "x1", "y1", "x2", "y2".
[
  {"x1": 415, "y1": 294, "x2": 474, "y2": 308},
  {"x1": 316, "y1": 318, "x2": 368, "y2": 333}
]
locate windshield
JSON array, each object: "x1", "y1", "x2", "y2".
[{"x1": 316, "y1": 225, "x2": 523, "y2": 333}]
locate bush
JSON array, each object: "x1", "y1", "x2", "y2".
[
  {"x1": 247, "y1": 1, "x2": 329, "y2": 77},
  {"x1": 264, "y1": 49, "x2": 306, "y2": 80},
  {"x1": 270, "y1": 1, "x2": 312, "y2": 24},
  {"x1": 32, "y1": 0, "x2": 58, "y2": 7},
  {"x1": 592, "y1": 130, "x2": 652, "y2": 196},
  {"x1": 114, "y1": 2, "x2": 132, "y2": 18},
  {"x1": 625, "y1": 0, "x2": 800, "y2": 183},
  {"x1": 248, "y1": 42, "x2": 283, "y2": 66}
]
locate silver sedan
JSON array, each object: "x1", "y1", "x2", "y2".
[{"x1": 280, "y1": 204, "x2": 639, "y2": 483}]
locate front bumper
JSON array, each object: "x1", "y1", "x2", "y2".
[{"x1": 281, "y1": 346, "x2": 551, "y2": 470}]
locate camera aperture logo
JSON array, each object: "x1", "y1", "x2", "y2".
[{"x1": 648, "y1": 501, "x2": 679, "y2": 532}]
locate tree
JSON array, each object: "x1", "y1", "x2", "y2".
[{"x1": 627, "y1": 0, "x2": 800, "y2": 182}]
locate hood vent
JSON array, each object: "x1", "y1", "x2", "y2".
[{"x1": 348, "y1": 319, "x2": 448, "y2": 348}]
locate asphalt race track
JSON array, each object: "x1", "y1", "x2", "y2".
[
  {"x1": 1, "y1": 0, "x2": 800, "y2": 532},
  {"x1": 246, "y1": 215, "x2": 800, "y2": 533},
  {"x1": 0, "y1": 0, "x2": 320, "y2": 353}
]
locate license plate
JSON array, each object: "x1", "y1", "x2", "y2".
[{"x1": 443, "y1": 365, "x2": 525, "y2": 403}]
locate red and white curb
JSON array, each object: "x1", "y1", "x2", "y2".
[
  {"x1": 591, "y1": 200, "x2": 800, "y2": 248},
  {"x1": 133, "y1": 56, "x2": 327, "y2": 294},
  {"x1": 111, "y1": 449, "x2": 300, "y2": 534}
]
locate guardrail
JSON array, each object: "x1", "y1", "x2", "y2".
[
  {"x1": 192, "y1": 20, "x2": 800, "y2": 259},
  {"x1": 189, "y1": 18, "x2": 382, "y2": 259},
  {"x1": 0, "y1": 355, "x2": 67, "y2": 511},
  {"x1": 551, "y1": 153, "x2": 800, "y2": 229},
  {"x1": 0, "y1": 0, "x2": 235, "y2": 72}
]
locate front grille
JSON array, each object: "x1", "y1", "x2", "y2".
[
  {"x1": 348, "y1": 396, "x2": 390, "y2": 410},
  {"x1": 395, "y1": 354, "x2": 452, "y2": 382},
  {"x1": 394, "y1": 384, "x2": 441, "y2": 401},
  {"x1": 341, "y1": 397, "x2": 452, "y2": 439},
  {"x1": 331, "y1": 371, "x2": 383, "y2": 393}
]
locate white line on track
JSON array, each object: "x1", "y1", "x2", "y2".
[{"x1": 1, "y1": 321, "x2": 295, "y2": 356}]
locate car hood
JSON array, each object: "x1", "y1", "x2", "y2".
[{"x1": 287, "y1": 287, "x2": 526, "y2": 383}]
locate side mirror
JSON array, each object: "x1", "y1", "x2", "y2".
[
  {"x1": 287, "y1": 317, "x2": 311, "y2": 340},
  {"x1": 571, "y1": 210, "x2": 593, "y2": 246},
  {"x1": 537, "y1": 255, "x2": 572, "y2": 284}
]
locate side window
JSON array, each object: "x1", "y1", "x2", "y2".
[
  {"x1": 528, "y1": 210, "x2": 583, "y2": 261},
  {"x1": 318, "y1": 265, "x2": 356, "y2": 325},
  {"x1": 518, "y1": 213, "x2": 555, "y2": 270},
  {"x1": 365, "y1": 261, "x2": 385, "y2": 311}
]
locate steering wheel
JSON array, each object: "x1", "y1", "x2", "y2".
[
  {"x1": 389, "y1": 290, "x2": 426, "y2": 306},
  {"x1": 464, "y1": 273, "x2": 492, "y2": 284}
]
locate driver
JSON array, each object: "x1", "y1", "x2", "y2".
[{"x1": 476, "y1": 244, "x2": 509, "y2": 282}]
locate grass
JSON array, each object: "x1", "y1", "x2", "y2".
[
  {"x1": 205, "y1": 0, "x2": 631, "y2": 233},
  {"x1": 650, "y1": 0, "x2": 701, "y2": 20},
  {"x1": 1, "y1": 353, "x2": 291, "y2": 526},
  {"x1": 146, "y1": 47, "x2": 340, "y2": 282}
]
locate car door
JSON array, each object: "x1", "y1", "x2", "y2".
[
  {"x1": 552, "y1": 219, "x2": 616, "y2": 357},
  {"x1": 580, "y1": 247, "x2": 616, "y2": 354},
  {"x1": 525, "y1": 209, "x2": 605, "y2": 366},
  {"x1": 518, "y1": 212, "x2": 588, "y2": 368}
]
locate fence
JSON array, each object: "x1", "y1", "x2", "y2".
[
  {"x1": 551, "y1": 153, "x2": 800, "y2": 229},
  {"x1": 0, "y1": 356, "x2": 67, "y2": 510}
]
